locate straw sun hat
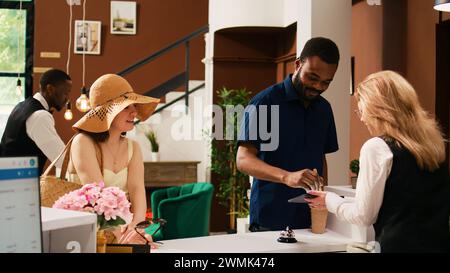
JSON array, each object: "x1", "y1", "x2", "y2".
[{"x1": 73, "y1": 74, "x2": 160, "y2": 133}]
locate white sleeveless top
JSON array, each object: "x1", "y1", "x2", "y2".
[{"x1": 68, "y1": 139, "x2": 133, "y2": 193}]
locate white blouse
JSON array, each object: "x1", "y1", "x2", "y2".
[{"x1": 325, "y1": 137, "x2": 394, "y2": 226}]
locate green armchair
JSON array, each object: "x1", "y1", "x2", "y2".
[{"x1": 145, "y1": 182, "x2": 214, "y2": 241}]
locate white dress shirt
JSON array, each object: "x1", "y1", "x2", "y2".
[
  {"x1": 325, "y1": 137, "x2": 394, "y2": 226},
  {"x1": 26, "y1": 93, "x2": 65, "y2": 169}
]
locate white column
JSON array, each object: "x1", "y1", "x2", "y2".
[
  {"x1": 298, "y1": 0, "x2": 352, "y2": 186},
  {"x1": 203, "y1": 32, "x2": 214, "y2": 183},
  {"x1": 209, "y1": 0, "x2": 284, "y2": 32}
]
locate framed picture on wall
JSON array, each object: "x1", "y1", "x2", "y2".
[
  {"x1": 74, "y1": 20, "x2": 101, "y2": 55},
  {"x1": 111, "y1": 1, "x2": 137, "y2": 35}
]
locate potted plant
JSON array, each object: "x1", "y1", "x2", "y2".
[
  {"x1": 349, "y1": 159, "x2": 359, "y2": 189},
  {"x1": 211, "y1": 87, "x2": 251, "y2": 233},
  {"x1": 146, "y1": 130, "x2": 160, "y2": 161}
]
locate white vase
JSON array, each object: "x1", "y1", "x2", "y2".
[
  {"x1": 236, "y1": 216, "x2": 250, "y2": 234},
  {"x1": 151, "y1": 152, "x2": 159, "y2": 162}
]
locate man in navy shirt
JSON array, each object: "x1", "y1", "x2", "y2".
[{"x1": 236, "y1": 37, "x2": 340, "y2": 231}]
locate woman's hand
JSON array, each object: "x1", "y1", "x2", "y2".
[
  {"x1": 304, "y1": 190, "x2": 327, "y2": 210},
  {"x1": 118, "y1": 224, "x2": 158, "y2": 249}
]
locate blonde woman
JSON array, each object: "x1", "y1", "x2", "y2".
[
  {"x1": 306, "y1": 71, "x2": 450, "y2": 252},
  {"x1": 67, "y1": 74, "x2": 160, "y2": 245}
]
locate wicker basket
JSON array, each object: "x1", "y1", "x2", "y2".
[
  {"x1": 40, "y1": 175, "x2": 82, "y2": 207},
  {"x1": 39, "y1": 135, "x2": 81, "y2": 207}
]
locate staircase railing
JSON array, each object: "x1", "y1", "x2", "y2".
[
  {"x1": 154, "y1": 82, "x2": 205, "y2": 114},
  {"x1": 117, "y1": 25, "x2": 209, "y2": 116}
]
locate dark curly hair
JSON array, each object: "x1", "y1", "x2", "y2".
[
  {"x1": 298, "y1": 37, "x2": 340, "y2": 65},
  {"x1": 39, "y1": 69, "x2": 71, "y2": 89}
]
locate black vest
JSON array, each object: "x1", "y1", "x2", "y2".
[
  {"x1": 374, "y1": 137, "x2": 450, "y2": 253},
  {"x1": 0, "y1": 97, "x2": 48, "y2": 175}
]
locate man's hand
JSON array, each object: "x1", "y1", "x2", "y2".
[
  {"x1": 282, "y1": 169, "x2": 318, "y2": 189},
  {"x1": 312, "y1": 168, "x2": 325, "y2": 191}
]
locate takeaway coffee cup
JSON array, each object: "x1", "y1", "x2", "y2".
[{"x1": 310, "y1": 207, "x2": 328, "y2": 234}]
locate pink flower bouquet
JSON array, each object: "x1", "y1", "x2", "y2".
[{"x1": 53, "y1": 182, "x2": 133, "y2": 230}]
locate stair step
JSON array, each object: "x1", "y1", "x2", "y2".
[
  {"x1": 164, "y1": 80, "x2": 205, "y2": 102},
  {"x1": 165, "y1": 92, "x2": 184, "y2": 102},
  {"x1": 137, "y1": 80, "x2": 205, "y2": 125}
]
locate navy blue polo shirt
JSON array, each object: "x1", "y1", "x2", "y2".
[{"x1": 238, "y1": 74, "x2": 339, "y2": 231}]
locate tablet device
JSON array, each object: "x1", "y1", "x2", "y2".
[{"x1": 288, "y1": 193, "x2": 318, "y2": 203}]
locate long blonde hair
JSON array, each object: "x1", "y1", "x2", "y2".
[{"x1": 356, "y1": 70, "x2": 446, "y2": 171}]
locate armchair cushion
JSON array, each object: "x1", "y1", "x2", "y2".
[{"x1": 145, "y1": 182, "x2": 214, "y2": 241}]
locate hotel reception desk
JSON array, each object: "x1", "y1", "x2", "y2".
[
  {"x1": 153, "y1": 186, "x2": 367, "y2": 253},
  {"x1": 153, "y1": 229, "x2": 353, "y2": 253},
  {"x1": 39, "y1": 186, "x2": 367, "y2": 253},
  {"x1": 41, "y1": 207, "x2": 355, "y2": 253}
]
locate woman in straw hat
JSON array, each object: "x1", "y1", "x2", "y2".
[
  {"x1": 306, "y1": 71, "x2": 450, "y2": 252},
  {"x1": 68, "y1": 74, "x2": 160, "y2": 245}
]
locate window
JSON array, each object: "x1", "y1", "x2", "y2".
[{"x1": 0, "y1": 0, "x2": 33, "y2": 139}]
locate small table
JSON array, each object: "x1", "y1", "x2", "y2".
[{"x1": 143, "y1": 161, "x2": 200, "y2": 188}]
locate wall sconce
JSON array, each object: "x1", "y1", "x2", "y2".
[
  {"x1": 16, "y1": 1, "x2": 23, "y2": 98},
  {"x1": 75, "y1": 86, "x2": 90, "y2": 112},
  {"x1": 434, "y1": 0, "x2": 450, "y2": 12},
  {"x1": 64, "y1": 101, "x2": 73, "y2": 121},
  {"x1": 16, "y1": 78, "x2": 22, "y2": 97}
]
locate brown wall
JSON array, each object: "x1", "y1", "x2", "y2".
[
  {"x1": 436, "y1": 20, "x2": 450, "y2": 171},
  {"x1": 407, "y1": 0, "x2": 450, "y2": 171},
  {"x1": 211, "y1": 25, "x2": 296, "y2": 232},
  {"x1": 276, "y1": 24, "x2": 297, "y2": 82},
  {"x1": 407, "y1": 0, "x2": 450, "y2": 115},
  {"x1": 382, "y1": 0, "x2": 407, "y2": 75},
  {"x1": 213, "y1": 25, "x2": 297, "y2": 95},
  {"x1": 350, "y1": 2, "x2": 382, "y2": 171},
  {"x1": 33, "y1": 0, "x2": 208, "y2": 143},
  {"x1": 350, "y1": 1, "x2": 450, "y2": 179}
]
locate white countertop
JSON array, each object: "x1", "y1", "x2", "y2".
[
  {"x1": 41, "y1": 207, "x2": 97, "y2": 232},
  {"x1": 153, "y1": 229, "x2": 354, "y2": 253}
]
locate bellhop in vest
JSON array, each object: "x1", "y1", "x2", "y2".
[
  {"x1": 0, "y1": 69, "x2": 72, "y2": 175},
  {"x1": 1, "y1": 98, "x2": 48, "y2": 174}
]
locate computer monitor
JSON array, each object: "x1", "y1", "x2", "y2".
[{"x1": 0, "y1": 157, "x2": 42, "y2": 253}]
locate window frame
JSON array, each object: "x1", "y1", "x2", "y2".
[{"x1": 0, "y1": 0, "x2": 34, "y2": 99}]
